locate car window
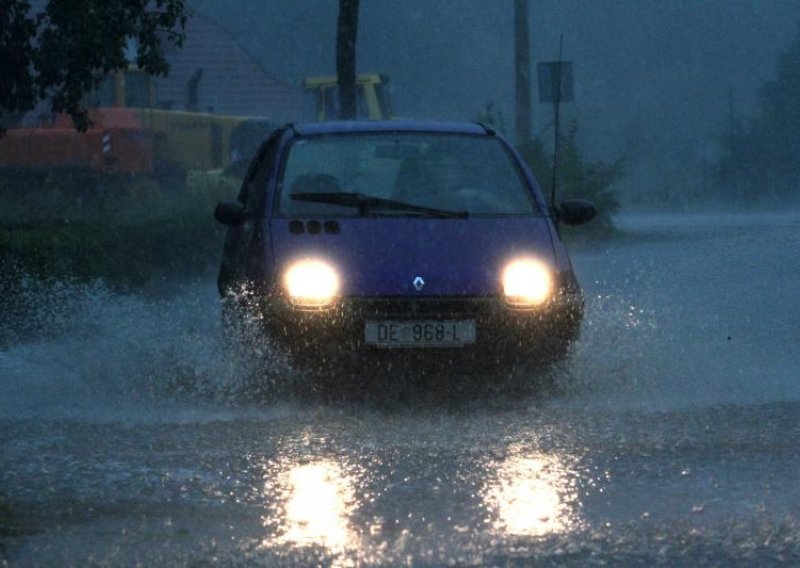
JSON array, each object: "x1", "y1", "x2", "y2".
[
  {"x1": 276, "y1": 133, "x2": 539, "y2": 217},
  {"x1": 237, "y1": 129, "x2": 282, "y2": 212}
]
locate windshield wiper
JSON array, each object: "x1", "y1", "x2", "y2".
[{"x1": 290, "y1": 192, "x2": 469, "y2": 219}]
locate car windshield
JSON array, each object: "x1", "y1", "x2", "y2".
[{"x1": 277, "y1": 133, "x2": 539, "y2": 217}]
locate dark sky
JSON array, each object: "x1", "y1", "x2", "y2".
[{"x1": 191, "y1": 0, "x2": 800, "y2": 202}]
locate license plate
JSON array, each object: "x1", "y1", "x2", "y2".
[{"x1": 364, "y1": 320, "x2": 476, "y2": 347}]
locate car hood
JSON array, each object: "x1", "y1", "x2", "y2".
[{"x1": 270, "y1": 217, "x2": 555, "y2": 296}]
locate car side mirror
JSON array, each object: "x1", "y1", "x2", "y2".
[
  {"x1": 558, "y1": 199, "x2": 596, "y2": 226},
  {"x1": 214, "y1": 200, "x2": 245, "y2": 226}
]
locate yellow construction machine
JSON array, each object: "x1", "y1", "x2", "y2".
[{"x1": 302, "y1": 73, "x2": 393, "y2": 121}]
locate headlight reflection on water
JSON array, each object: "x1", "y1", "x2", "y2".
[
  {"x1": 485, "y1": 452, "x2": 582, "y2": 537},
  {"x1": 272, "y1": 459, "x2": 357, "y2": 553}
]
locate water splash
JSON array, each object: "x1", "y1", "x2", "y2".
[
  {"x1": 559, "y1": 213, "x2": 800, "y2": 413},
  {"x1": 3, "y1": 212, "x2": 798, "y2": 419},
  {"x1": 0, "y1": 275, "x2": 296, "y2": 422}
]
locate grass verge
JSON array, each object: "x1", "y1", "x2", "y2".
[{"x1": 0, "y1": 214, "x2": 225, "y2": 288}]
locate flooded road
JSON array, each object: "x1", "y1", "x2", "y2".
[{"x1": 2, "y1": 213, "x2": 799, "y2": 565}]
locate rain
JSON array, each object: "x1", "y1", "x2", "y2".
[{"x1": 2, "y1": 1, "x2": 800, "y2": 565}]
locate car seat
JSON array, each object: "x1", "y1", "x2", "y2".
[{"x1": 392, "y1": 159, "x2": 431, "y2": 203}]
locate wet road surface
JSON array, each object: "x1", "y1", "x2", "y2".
[{"x1": 2, "y1": 212, "x2": 799, "y2": 565}]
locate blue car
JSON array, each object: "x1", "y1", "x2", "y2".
[{"x1": 214, "y1": 120, "x2": 595, "y2": 373}]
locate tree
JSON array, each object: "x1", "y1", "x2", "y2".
[
  {"x1": 336, "y1": 0, "x2": 359, "y2": 120},
  {"x1": 0, "y1": 0, "x2": 189, "y2": 133},
  {"x1": 514, "y1": 0, "x2": 532, "y2": 145},
  {"x1": 715, "y1": 24, "x2": 800, "y2": 201}
]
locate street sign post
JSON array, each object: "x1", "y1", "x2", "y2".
[
  {"x1": 536, "y1": 39, "x2": 575, "y2": 209},
  {"x1": 536, "y1": 61, "x2": 574, "y2": 103}
]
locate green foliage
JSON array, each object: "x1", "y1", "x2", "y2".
[
  {"x1": 0, "y1": 0, "x2": 189, "y2": 131},
  {"x1": 517, "y1": 121, "x2": 622, "y2": 228},
  {"x1": 715, "y1": 25, "x2": 800, "y2": 201},
  {"x1": 476, "y1": 104, "x2": 621, "y2": 229},
  {"x1": 0, "y1": 494, "x2": 31, "y2": 538},
  {"x1": 0, "y1": 212, "x2": 224, "y2": 349},
  {"x1": 0, "y1": 214, "x2": 225, "y2": 288},
  {"x1": 0, "y1": 170, "x2": 238, "y2": 286},
  {"x1": 0, "y1": 169, "x2": 238, "y2": 225},
  {"x1": 0, "y1": 0, "x2": 38, "y2": 125},
  {"x1": 0, "y1": 496, "x2": 14, "y2": 535}
]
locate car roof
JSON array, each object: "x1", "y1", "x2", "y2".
[{"x1": 291, "y1": 120, "x2": 492, "y2": 137}]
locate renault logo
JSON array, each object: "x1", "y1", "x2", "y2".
[{"x1": 412, "y1": 276, "x2": 425, "y2": 291}]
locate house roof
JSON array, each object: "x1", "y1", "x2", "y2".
[{"x1": 156, "y1": 12, "x2": 306, "y2": 121}]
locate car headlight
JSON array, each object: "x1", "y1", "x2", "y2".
[
  {"x1": 284, "y1": 259, "x2": 340, "y2": 309},
  {"x1": 502, "y1": 258, "x2": 553, "y2": 307}
]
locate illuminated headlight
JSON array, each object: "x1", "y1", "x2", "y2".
[
  {"x1": 284, "y1": 259, "x2": 340, "y2": 309},
  {"x1": 502, "y1": 258, "x2": 553, "y2": 307}
]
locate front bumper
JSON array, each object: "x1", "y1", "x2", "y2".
[{"x1": 257, "y1": 290, "x2": 584, "y2": 366}]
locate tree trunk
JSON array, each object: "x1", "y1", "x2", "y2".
[
  {"x1": 514, "y1": 0, "x2": 532, "y2": 145},
  {"x1": 336, "y1": 0, "x2": 360, "y2": 120}
]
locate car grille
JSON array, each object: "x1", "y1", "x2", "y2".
[{"x1": 347, "y1": 297, "x2": 493, "y2": 319}]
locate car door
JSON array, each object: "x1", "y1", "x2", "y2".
[{"x1": 217, "y1": 128, "x2": 283, "y2": 296}]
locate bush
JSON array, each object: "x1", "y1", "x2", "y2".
[
  {"x1": 0, "y1": 214, "x2": 226, "y2": 287},
  {"x1": 0, "y1": 168, "x2": 240, "y2": 226},
  {"x1": 0, "y1": 213, "x2": 227, "y2": 348},
  {"x1": 476, "y1": 104, "x2": 622, "y2": 230},
  {"x1": 517, "y1": 121, "x2": 622, "y2": 231},
  {"x1": 0, "y1": 169, "x2": 240, "y2": 287},
  {"x1": 714, "y1": 25, "x2": 800, "y2": 203}
]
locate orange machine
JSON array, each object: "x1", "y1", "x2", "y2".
[
  {"x1": 0, "y1": 67, "x2": 272, "y2": 178},
  {"x1": 0, "y1": 109, "x2": 155, "y2": 174}
]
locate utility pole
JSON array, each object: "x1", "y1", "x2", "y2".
[
  {"x1": 728, "y1": 86, "x2": 736, "y2": 141},
  {"x1": 336, "y1": 0, "x2": 360, "y2": 120},
  {"x1": 514, "y1": 0, "x2": 532, "y2": 145}
]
